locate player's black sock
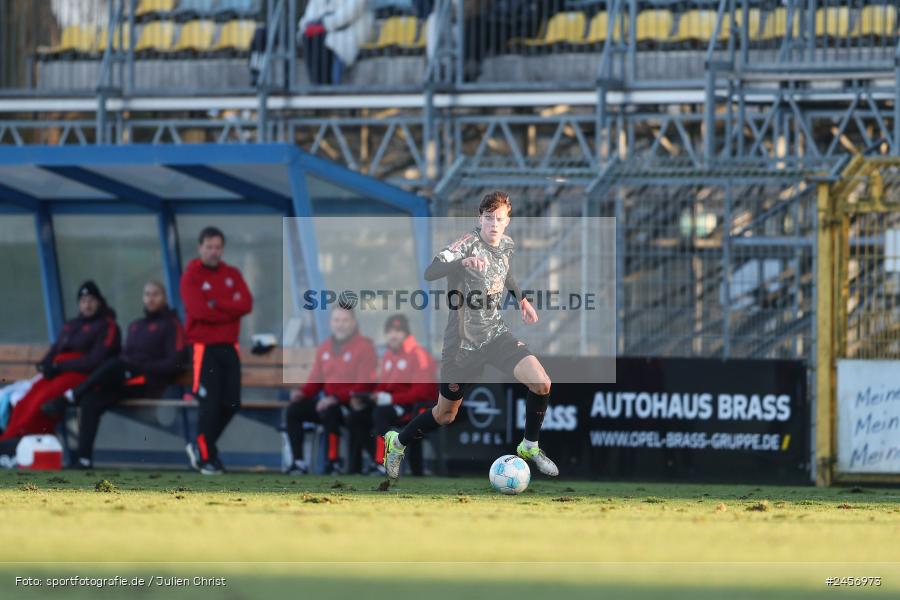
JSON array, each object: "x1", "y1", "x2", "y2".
[
  {"x1": 524, "y1": 390, "x2": 550, "y2": 442},
  {"x1": 398, "y1": 408, "x2": 440, "y2": 447}
]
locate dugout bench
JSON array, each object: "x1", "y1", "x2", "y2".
[
  {"x1": 0, "y1": 344, "x2": 441, "y2": 474},
  {"x1": 0, "y1": 344, "x2": 313, "y2": 469}
]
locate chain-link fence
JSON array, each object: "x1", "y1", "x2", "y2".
[{"x1": 440, "y1": 159, "x2": 821, "y2": 360}]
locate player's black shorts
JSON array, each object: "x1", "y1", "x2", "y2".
[{"x1": 439, "y1": 332, "x2": 533, "y2": 400}]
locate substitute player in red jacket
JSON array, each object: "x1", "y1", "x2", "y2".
[
  {"x1": 0, "y1": 281, "x2": 120, "y2": 442},
  {"x1": 181, "y1": 226, "x2": 253, "y2": 475},
  {"x1": 368, "y1": 314, "x2": 437, "y2": 476},
  {"x1": 284, "y1": 305, "x2": 377, "y2": 475}
]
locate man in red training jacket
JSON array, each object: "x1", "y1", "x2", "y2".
[
  {"x1": 284, "y1": 304, "x2": 377, "y2": 475},
  {"x1": 369, "y1": 314, "x2": 437, "y2": 476},
  {"x1": 181, "y1": 226, "x2": 253, "y2": 475}
]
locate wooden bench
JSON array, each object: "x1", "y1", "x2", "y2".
[
  {"x1": 0, "y1": 343, "x2": 316, "y2": 405},
  {"x1": 0, "y1": 343, "x2": 318, "y2": 467},
  {"x1": 1, "y1": 343, "x2": 443, "y2": 473},
  {"x1": 0, "y1": 344, "x2": 47, "y2": 384}
]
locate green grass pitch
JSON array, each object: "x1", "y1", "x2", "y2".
[{"x1": 0, "y1": 469, "x2": 898, "y2": 599}]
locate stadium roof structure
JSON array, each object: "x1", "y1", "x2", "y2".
[{"x1": 0, "y1": 144, "x2": 431, "y2": 341}]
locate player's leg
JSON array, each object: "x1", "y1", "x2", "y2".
[
  {"x1": 505, "y1": 345, "x2": 558, "y2": 477},
  {"x1": 41, "y1": 357, "x2": 130, "y2": 418},
  {"x1": 319, "y1": 402, "x2": 344, "y2": 475},
  {"x1": 74, "y1": 387, "x2": 122, "y2": 468},
  {"x1": 188, "y1": 346, "x2": 225, "y2": 474},
  {"x1": 383, "y1": 386, "x2": 464, "y2": 480},
  {"x1": 201, "y1": 347, "x2": 233, "y2": 474},
  {"x1": 346, "y1": 403, "x2": 373, "y2": 474},
  {"x1": 407, "y1": 404, "x2": 428, "y2": 476},
  {"x1": 371, "y1": 404, "x2": 397, "y2": 474},
  {"x1": 283, "y1": 397, "x2": 320, "y2": 474},
  {"x1": 212, "y1": 345, "x2": 242, "y2": 442}
]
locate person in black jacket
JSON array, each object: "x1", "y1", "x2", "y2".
[
  {"x1": 43, "y1": 281, "x2": 186, "y2": 468},
  {"x1": 0, "y1": 280, "x2": 121, "y2": 443}
]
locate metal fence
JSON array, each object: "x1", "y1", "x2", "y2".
[
  {"x1": 828, "y1": 157, "x2": 900, "y2": 360},
  {"x1": 437, "y1": 158, "x2": 822, "y2": 360},
  {"x1": 614, "y1": 175, "x2": 815, "y2": 359},
  {"x1": 735, "y1": 0, "x2": 900, "y2": 72},
  {"x1": 4, "y1": 0, "x2": 899, "y2": 96}
]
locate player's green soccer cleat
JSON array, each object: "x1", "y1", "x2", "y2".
[
  {"x1": 383, "y1": 430, "x2": 405, "y2": 480},
  {"x1": 517, "y1": 441, "x2": 559, "y2": 477}
]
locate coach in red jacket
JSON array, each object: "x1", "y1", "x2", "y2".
[
  {"x1": 284, "y1": 304, "x2": 377, "y2": 475},
  {"x1": 181, "y1": 226, "x2": 253, "y2": 475},
  {"x1": 370, "y1": 314, "x2": 437, "y2": 476}
]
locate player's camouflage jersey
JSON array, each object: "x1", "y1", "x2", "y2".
[{"x1": 436, "y1": 227, "x2": 515, "y2": 355}]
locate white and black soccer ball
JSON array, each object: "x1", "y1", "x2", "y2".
[{"x1": 489, "y1": 454, "x2": 530, "y2": 495}]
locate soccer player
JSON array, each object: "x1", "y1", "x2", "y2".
[
  {"x1": 181, "y1": 227, "x2": 253, "y2": 475},
  {"x1": 382, "y1": 191, "x2": 557, "y2": 480}
]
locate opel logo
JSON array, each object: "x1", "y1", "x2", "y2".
[{"x1": 466, "y1": 386, "x2": 501, "y2": 429}]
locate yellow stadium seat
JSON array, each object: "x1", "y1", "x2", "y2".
[
  {"x1": 97, "y1": 24, "x2": 133, "y2": 52},
  {"x1": 733, "y1": 8, "x2": 763, "y2": 41},
  {"x1": 854, "y1": 5, "x2": 897, "y2": 38},
  {"x1": 815, "y1": 7, "x2": 850, "y2": 38},
  {"x1": 635, "y1": 10, "x2": 675, "y2": 44},
  {"x1": 761, "y1": 7, "x2": 800, "y2": 40},
  {"x1": 523, "y1": 11, "x2": 586, "y2": 46},
  {"x1": 173, "y1": 19, "x2": 215, "y2": 52},
  {"x1": 135, "y1": 21, "x2": 175, "y2": 53},
  {"x1": 136, "y1": 0, "x2": 176, "y2": 18},
  {"x1": 38, "y1": 24, "x2": 96, "y2": 55},
  {"x1": 361, "y1": 16, "x2": 419, "y2": 50},
  {"x1": 213, "y1": 20, "x2": 256, "y2": 52},
  {"x1": 676, "y1": 10, "x2": 730, "y2": 43},
  {"x1": 578, "y1": 12, "x2": 623, "y2": 44}
]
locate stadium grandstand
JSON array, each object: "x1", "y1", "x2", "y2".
[{"x1": 1, "y1": 0, "x2": 900, "y2": 489}]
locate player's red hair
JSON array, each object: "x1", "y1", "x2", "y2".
[{"x1": 479, "y1": 191, "x2": 511, "y2": 216}]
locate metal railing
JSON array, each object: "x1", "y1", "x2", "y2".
[
  {"x1": 5, "y1": 1, "x2": 900, "y2": 97},
  {"x1": 735, "y1": 0, "x2": 900, "y2": 74}
]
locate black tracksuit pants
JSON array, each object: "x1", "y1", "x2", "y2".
[
  {"x1": 193, "y1": 343, "x2": 241, "y2": 463},
  {"x1": 285, "y1": 398, "x2": 373, "y2": 474},
  {"x1": 74, "y1": 357, "x2": 154, "y2": 462}
]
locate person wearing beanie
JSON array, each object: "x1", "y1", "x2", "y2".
[
  {"x1": 181, "y1": 226, "x2": 253, "y2": 476},
  {"x1": 283, "y1": 305, "x2": 377, "y2": 475},
  {"x1": 42, "y1": 280, "x2": 186, "y2": 469},
  {"x1": 367, "y1": 314, "x2": 437, "y2": 476},
  {"x1": 0, "y1": 280, "x2": 121, "y2": 442}
]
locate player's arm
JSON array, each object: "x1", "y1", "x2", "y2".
[
  {"x1": 424, "y1": 256, "x2": 461, "y2": 281},
  {"x1": 180, "y1": 272, "x2": 234, "y2": 323},
  {"x1": 296, "y1": 349, "x2": 325, "y2": 400},
  {"x1": 506, "y1": 264, "x2": 537, "y2": 324},
  {"x1": 425, "y1": 232, "x2": 488, "y2": 282},
  {"x1": 505, "y1": 271, "x2": 524, "y2": 302},
  {"x1": 214, "y1": 270, "x2": 253, "y2": 318},
  {"x1": 351, "y1": 341, "x2": 378, "y2": 396}
]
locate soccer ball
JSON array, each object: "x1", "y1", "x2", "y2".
[{"x1": 488, "y1": 454, "x2": 531, "y2": 495}]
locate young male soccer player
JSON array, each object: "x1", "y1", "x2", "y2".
[{"x1": 382, "y1": 191, "x2": 557, "y2": 480}]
